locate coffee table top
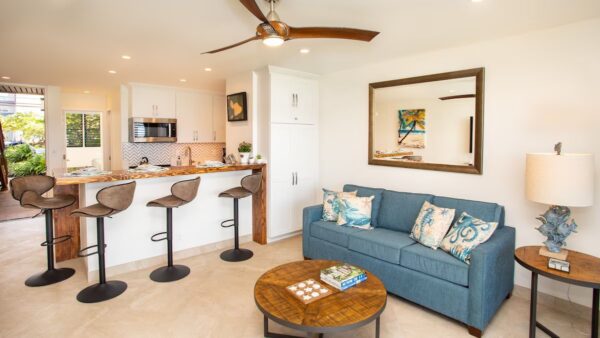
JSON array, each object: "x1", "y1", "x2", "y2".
[
  {"x1": 515, "y1": 246, "x2": 600, "y2": 289},
  {"x1": 254, "y1": 260, "x2": 387, "y2": 333}
]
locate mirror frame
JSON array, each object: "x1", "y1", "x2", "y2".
[{"x1": 368, "y1": 67, "x2": 485, "y2": 175}]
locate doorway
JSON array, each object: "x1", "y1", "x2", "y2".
[
  {"x1": 0, "y1": 89, "x2": 46, "y2": 221},
  {"x1": 64, "y1": 111, "x2": 103, "y2": 169}
]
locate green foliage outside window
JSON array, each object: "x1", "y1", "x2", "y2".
[
  {"x1": 66, "y1": 112, "x2": 101, "y2": 148},
  {"x1": 5, "y1": 144, "x2": 46, "y2": 176}
]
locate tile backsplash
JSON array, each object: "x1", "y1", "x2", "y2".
[{"x1": 122, "y1": 142, "x2": 225, "y2": 167}]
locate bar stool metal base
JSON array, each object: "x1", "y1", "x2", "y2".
[
  {"x1": 150, "y1": 265, "x2": 190, "y2": 283},
  {"x1": 220, "y1": 248, "x2": 254, "y2": 262},
  {"x1": 76, "y1": 280, "x2": 127, "y2": 303},
  {"x1": 25, "y1": 268, "x2": 75, "y2": 287}
]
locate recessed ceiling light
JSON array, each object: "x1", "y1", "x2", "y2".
[
  {"x1": 300, "y1": 48, "x2": 310, "y2": 54},
  {"x1": 108, "y1": 70, "x2": 117, "y2": 74},
  {"x1": 179, "y1": 79, "x2": 187, "y2": 83},
  {"x1": 1, "y1": 76, "x2": 10, "y2": 80},
  {"x1": 449, "y1": 89, "x2": 456, "y2": 93},
  {"x1": 83, "y1": 90, "x2": 91, "y2": 94},
  {"x1": 204, "y1": 68, "x2": 212, "y2": 72},
  {"x1": 121, "y1": 55, "x2": 131, "y2": 60},
  {"x1": 472, "y1": 0, "x2": 483, "y2": 2}
]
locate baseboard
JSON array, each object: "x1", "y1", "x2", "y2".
[
  {"x1": 513, "y1": 285, "x2": 593, "y2": 321},
  {"x1": 85, "y1": 235, "x2": 252, "y2": 282},
  {"x1": 268, "y1": 230, "x2": 302, "y2": 243}
]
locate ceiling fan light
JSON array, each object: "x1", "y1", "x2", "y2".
[{"x1": 263, "y1": 36, "x2": 284, "y2": 47}]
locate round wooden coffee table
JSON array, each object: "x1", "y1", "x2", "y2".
[
  {"x1": 254, "y1": 260, "x2": 387, "y2": 338},
  {"x1": 515, "y1": 246, "x2": 600, "y2": 338}
]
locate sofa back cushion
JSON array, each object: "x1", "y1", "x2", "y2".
[
  {"x1": 431, "y1": 195, "x2": 505, "y2": 227},
  {"x1": 378, "y1": 190, "x2": 434, "y2": 232},
  {"x1": 343, "y1": 184, "x2": 384, "y2": 227}
]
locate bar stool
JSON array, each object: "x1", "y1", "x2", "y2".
[
  {"x1": 71, "y1": 181, "x2": 136, "y2": 303},
  {"x1": 218, "y1": 173, "x2": 262, "y2": 262},
  {"x1": 9, "y1": 176, "x2": 76, "y2": 287},
  {"x1": 147, "y1": 177, "x2": 201, "y2": 283}
]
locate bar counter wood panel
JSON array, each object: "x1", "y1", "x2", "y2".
[{"x1": 53, "y1": 164, "x2": 267, "y2": 262}]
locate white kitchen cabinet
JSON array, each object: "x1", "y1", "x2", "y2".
[
  {"x1": 176, "y1": 91, "x2": 213, "y2": 143},
  {"x1": 130, "y1": 84, "x2": 176, "y2": 118},
  {"x1": 270, "y1": 72, "x2": 318, "y2": 125},
  {"x1": 268, "y1": 123, "x2": 319, "y2": 238},
  {"x1": 212, "y1": 95, "x2": 226, "y2": 142}
]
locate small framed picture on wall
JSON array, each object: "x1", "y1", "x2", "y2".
[{"x1": 227, "y1": 92, "x2": 248, "y2": 122}]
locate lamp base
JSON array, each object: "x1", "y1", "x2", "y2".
[{"x1": 539, "y1": 247, "x2": 568, "y2": 260}]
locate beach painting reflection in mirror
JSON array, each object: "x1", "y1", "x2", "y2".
[{"x1": 398, "y1": 109, "x2": 426, "y2": 148}]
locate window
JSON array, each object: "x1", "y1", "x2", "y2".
[{"x1": 65, "y1": 112, "x2": 101, "y2": 148}]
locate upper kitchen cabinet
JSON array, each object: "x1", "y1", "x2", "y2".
[
  {"x1": 176, "y1": 91, "x2": 213, "y2": 143},
  {"x1": 129, "y1": 84, "x2": 176, "y2": 118},
  {"x1": 270, "y1": 70, "x2": 318, "y2": 125}
]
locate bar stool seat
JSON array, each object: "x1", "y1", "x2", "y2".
[
  {"x1": 72, "y1": 181, "x2": 136, "y2": 303},
  {"x1": 147, "y1": 177, "x2": 201, "y2": 283},
  {"x1": 218, "y1": 173, "x2": 262, "y2": 262},
  {"x1": 219, "y1": 187, "x2": 253, "y2": 199},
  {"x1": 20, "y1": 191, "x2": 75, "y2": 210},
  {"x1": 10, "y1": 175, "x2": 76, "y2": 287}
]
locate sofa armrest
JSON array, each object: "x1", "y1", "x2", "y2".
[
  {"x1": 467, "y1": 225, "x2": 516, "y2": 331},
  {"x1": 302, "y1": 204, "x2": 323, "y2": 257}
]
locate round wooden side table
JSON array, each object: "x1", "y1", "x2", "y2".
[
  {"x1": 254, "y1": 260, "x2": 387, "y2": 338},
  {"x1": 515, "y1": 246, "x2": 600, "y2": 338}
]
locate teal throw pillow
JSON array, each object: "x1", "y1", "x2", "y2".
[
  {"x1": 336, "y1": 195, "x2": 374, "y2": 229},
  {"x1": 322, "y1": 189, "x2": 357, "y2": 222},
  {"x1": 440, "y1": 212, "x2": 498, "y2": 264}
]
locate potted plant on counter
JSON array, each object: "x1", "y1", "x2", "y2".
[
  {"x1": 238, "y1": 141, "x2": 252, "y2": 164},
  {"x1": 256, "y1": 154, "x2": 265, "y2": 164}
]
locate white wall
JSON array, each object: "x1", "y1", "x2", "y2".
[
  {"x1": 225, "y1": 72, "x2": 258, "y2": 157},
  {"x1": 319, "y1": 19, "x2": 600, "y2": 307},
  {"x1": 44, "y1": 86, "x2": 63, "y2": 175}
]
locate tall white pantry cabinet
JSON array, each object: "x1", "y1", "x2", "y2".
[{"x1": 258, "y1": 67, "x2": 320, "y2": 241}]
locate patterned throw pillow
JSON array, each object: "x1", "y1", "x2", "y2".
[
  {"x1": 336, "y1": 195, "x2": 375, "y2": 229},
  {"x1": 440, "y1": 212, "x2": 498, "y2": 264},
  {"x1": 322, "y1": 189, "x2": 357, "y2": 221},
  {"x1": 410, "y1": 201, "x2": 455, "y2": 250}
]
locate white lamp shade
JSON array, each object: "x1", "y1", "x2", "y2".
[{"x1": 525, "y1": 153, "x2": 594, "y2": 207}]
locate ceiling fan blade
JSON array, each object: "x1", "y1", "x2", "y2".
[
  {"x1": 288, "y1": 27, "x2": 379, "y2": 42},
  {"x1": 202, "y1": 36, "x2": 259, "y2": 54},
  {"x1": 239, "y1": 0, "x2": 269, "y2": 22}
]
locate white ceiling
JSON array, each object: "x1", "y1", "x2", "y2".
[{"x1": 1, "y1": 0, "x2": 599, "y2": 94}]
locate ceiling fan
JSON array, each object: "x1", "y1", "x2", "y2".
[{"x1": 203, "y1": 0, "x2": 380, "y2": 54}]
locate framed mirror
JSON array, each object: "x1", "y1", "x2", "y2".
[{"x1": 369, "y1": 68, "x2": 484, "y2": 174}]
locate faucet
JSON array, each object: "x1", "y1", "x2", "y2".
[
  {"x1": 184, "y1": 146, "x2": 192, "y2": 166},
  {"x1": 140, "y1": 157, "x2": 149, "y2": 165}
]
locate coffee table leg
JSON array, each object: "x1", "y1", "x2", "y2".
[{"x1": 376, "y1": 316, "x2": 380, "y2": 338}]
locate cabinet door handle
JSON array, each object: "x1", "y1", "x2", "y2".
[
  {"x1": 296, "y1": 172, "x2": 298, "y2": 185},
  {"x1": 292, "y1": 172, "x2": 295, "y2": 186},
  {"x1": 296, "y1": 94, "x2": 299, "y2": 107}
]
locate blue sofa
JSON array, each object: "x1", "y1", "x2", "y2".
[{"x1": 303, "y1": 184, "x2": 515, "y2": 337}]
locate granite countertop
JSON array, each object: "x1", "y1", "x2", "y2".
[{"x1": 53, "y1": 164, "x2": 266, "y2": 185}]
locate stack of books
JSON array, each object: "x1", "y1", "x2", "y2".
[{"x1": 320, "y1": 264, "x2": 367, "y2": 291}]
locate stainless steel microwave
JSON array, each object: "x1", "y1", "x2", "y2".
[{"x1": 129, "y1": 117, "x2": 177, "y2": 143}]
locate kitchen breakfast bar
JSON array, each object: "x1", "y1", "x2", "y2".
[{"x1": 52, "y1": 164, "x2": 267, "y2": 278}]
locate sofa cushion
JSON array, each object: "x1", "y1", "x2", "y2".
[
  {"x1": 378, "y1": 190, "x2": 434, "y2": 232},
  {"x1": 400, "y1": 243, "x2": 469, "y2": 287},
  {"x1": 432, "y1": 196, "x2": 504, "y2": 227},
  {"x1": 343, "y1": 184, "x2": 384, "y2": 227},
  {"x1": 347, "y1": 228, "x2": 415, "y2": 264},
  {"x1": 310, "y1": 220, "x2": 363, "y2": 247}
]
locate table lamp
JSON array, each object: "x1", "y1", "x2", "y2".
[{"x1": 525, "y1": 143, "x2": 594, "y2": 260}]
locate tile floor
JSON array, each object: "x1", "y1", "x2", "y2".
[{"x1": 0, "y1": 217, "x2": 593, "y2": 338}]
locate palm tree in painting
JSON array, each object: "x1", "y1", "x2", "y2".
[{"x1": 398, "y1": 109, "x2": 425, "y2": 146}]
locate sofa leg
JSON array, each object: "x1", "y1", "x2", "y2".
[
  {"x1": 467, "y1": 325, "x2": 482, "y2": 338},
  {"x1": 303, "y1": 256, "x2": 311, "y2": 260},
  {"x1": 506, "y1": 291, "x2": 513, "y2": 300}
]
